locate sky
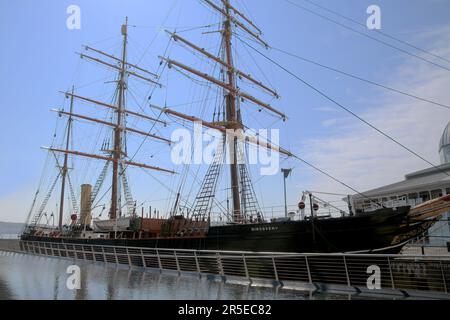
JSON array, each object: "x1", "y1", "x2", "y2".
[{"x1": 0, "y1": 0, "x2": 450, "y2": 223}]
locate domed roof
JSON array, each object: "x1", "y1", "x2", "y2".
[{"x1": 439, "y1": 122, "x2": 450, "y2": 151}]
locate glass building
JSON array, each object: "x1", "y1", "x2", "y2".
[
  {"x1": 439, "y1": 122, "x2": 450, "y2": 165},
  {"x1": 350, "y1": 122, "x2": 450, "y2": 249}
]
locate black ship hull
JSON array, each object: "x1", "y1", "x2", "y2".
[{"x1": 21, "y1": 206, "x2": 431, "y2": 254}]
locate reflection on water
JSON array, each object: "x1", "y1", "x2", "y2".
[{"x1": 0, "y1": 251, "x2": 375, "y2": 300}]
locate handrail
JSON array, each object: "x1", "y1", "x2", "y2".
[
  {"x1": 10, "y1": 240, "x2": 450, "y2": 296},
  {"x1": 16, "y1": 238, "x2": 450, "y2": 258}
]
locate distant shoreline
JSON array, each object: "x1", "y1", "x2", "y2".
[{"x1": 0, "y1": 222, "x2": 24, "y2": 236}]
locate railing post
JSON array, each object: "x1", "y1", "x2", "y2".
[
  {"x1": 126, "y1": 247, "x2": 132, "y2": 266},
  {"x1": 81, "y1": 245, "x2": 86, "y2": 261},
  {"x1": 272, "y1": 257, "x2": 279, "y2": 282},
  {"x1": 64, "y1": 243, "x2": 69, "y2": 258},
  {"x1": 138, "y1": 249, "x2": 145, "y2": 268},
  {"x1": 156, "y1": 249, "x2": 162, "y2": 270},
  {"x1": 174, "y1": 251, "x2": 181, "y2": 273},
  {"x1": 440, "y1": 261, "x2": 447, "y2": 294},
  {"x1": 113, "y1": 247, "x2": 119, "y2": 264},
  {"x1": 343, "y1": 256, "x2": 351, "y2": 287},
  {"x1": 216, "y1": 253, "x2": 224, "y2": 276},
  {"x1": 92, "y1": 246, "x2": 96, "y2": 262},
  {"x1": 305, "y1": 256, "x2": 313, "y2": 284},
  {"x1": 242, "y1": 254, "x2": 249, "y2": 279},
  {"x1": 387, "y1": 257, "x2": 395, "y2": 289},
  {"x1": 102, "y1": 246, "x2": 106, "y2": 262},
  {"x1": 194, "y1": 251, "x2": 201, "y2": 274}
]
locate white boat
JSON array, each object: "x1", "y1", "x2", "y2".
[{"x1": 92, "y1": 217, "x2": 131, "y2": 232}]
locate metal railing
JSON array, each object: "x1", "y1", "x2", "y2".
[
  {"x1": 16, "y1": 240, "x2": 450, "y2": 296},
  {"x1": 402, "y1": 244, "x2": 450, "y2": 256}
]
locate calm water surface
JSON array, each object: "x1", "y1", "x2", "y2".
[{"x1": 0, "y1": 251, "x2": 370, "y2": 300}]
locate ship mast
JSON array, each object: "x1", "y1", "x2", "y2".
[
  {"x1": 58, "y1": 86, "x2": 75, "y2": 230},
  {"x1": 111, "y1": 17, "x2": 128, "y2": 220},
  {"x1": 223, "y1": 0, "x2": 241, "y2": 222},
  {"x1": 160, "y1": 0, "x2": 288, "y2": 224},
  {"x1": 44, "y1": 18, "x2": 174, "y2": 228}
]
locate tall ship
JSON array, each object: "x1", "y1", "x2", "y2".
[{"x1": 21, "y1": 0, "x2": 450, "y2": 254}]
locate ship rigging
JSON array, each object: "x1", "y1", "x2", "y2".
[{"x1": 21, "y1": 0, "x2": 450, "y2": 254}]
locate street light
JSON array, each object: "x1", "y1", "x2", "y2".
[{"x1": 281, "y1": 168, "x2": 292, "y2": 218}]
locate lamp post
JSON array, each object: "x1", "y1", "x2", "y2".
[{"x1": 281, "y1": 168, "x2": 292, "y2": 218}]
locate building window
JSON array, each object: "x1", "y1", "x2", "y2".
[
  {"x1": 419, "y1": 191, "x2": 430, "y2": 202},
  {"x1": 431, "y1": 189, "x2": 443, "y2": 199},
  {"x1": 408, "y1": 193, "x2": 418, "y2": 200},
  {"x1": 407, "y1": 193, "x2": 418, "y2": 206}
]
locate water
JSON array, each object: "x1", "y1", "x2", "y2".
[
  {"x1": 0, "y1": 251, "x2": 377, "y2": 300},
  {"x1": 0, "y1": 234, "x2": 19, "y2": 239}
]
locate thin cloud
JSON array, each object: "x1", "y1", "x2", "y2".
[{"x1": 299, "y1": 27, "x2": 450, "y2": 196}]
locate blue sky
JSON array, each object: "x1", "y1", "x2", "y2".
[{"x1": 1, "y1": 0, "x2": 450, "y2": 222}]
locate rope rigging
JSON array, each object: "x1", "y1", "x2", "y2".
[
  {"x1": 269, "y1": 46, "x2": 450, "y2": 110},
  {"x1": 25, "y1": 1, "x2": 450, "y2": 229},
  {"x1": 283, "y1": 0, "x2": 450, "y2": 73},
  {"x1": 301, "y1": 0, "x2": 450, "y2": 64},
  {"x1": 240, "y1": 37, "x2": 450, "y2": 180}
]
